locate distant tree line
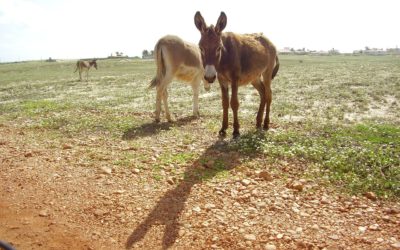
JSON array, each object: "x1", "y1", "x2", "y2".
[{"x1": 142, "y1": 50, "x2": 154, "y2": 59}]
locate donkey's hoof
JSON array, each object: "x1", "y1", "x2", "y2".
[
  {"x1": 218, "y1": 129, "x2": 227, "y2": 137},
  {"x1": 232, "y1": 131, "x2": 240, "y2": 139}
]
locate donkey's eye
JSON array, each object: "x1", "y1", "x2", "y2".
[{"x1": 200, "y1": 47, "x2": 205, "y2": 55}]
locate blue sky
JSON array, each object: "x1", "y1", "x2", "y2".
[{"x1": 0, "y1": 0, "x2": 399, "y2": 62}]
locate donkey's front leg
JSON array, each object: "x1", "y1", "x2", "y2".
[
  {"x1": 219, "y1": 82, "x2": 229, "y2": 137},
  {"x1": 231, "y1": 82, "x2": 240, "y2": 138},
  {"x1": 191, "y1": 81, "x2": 200, "y2": 117}
]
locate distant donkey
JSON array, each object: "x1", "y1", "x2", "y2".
[
  {"x1": 74, "y1": 59, "x2": 97, "y2": 81},
  {"x1": 149, "y1": 35, "x2": 210, "y2": 123}
]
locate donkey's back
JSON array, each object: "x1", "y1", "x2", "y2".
[{"x1": 150, "y1": 35, "x2": 204, "y2": 88}]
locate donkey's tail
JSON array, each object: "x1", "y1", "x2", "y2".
[
  {"x1": 74, "y1": 61, "x2": 79, "y2": 73},
  {"x1": 272, "y1": 55, "x2": 279, "y2": 79},
  {"x1": 149, "y1": 42, "x2": 165, "y2": 89}
]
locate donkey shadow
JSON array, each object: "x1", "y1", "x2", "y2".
[
  {"x1": 122, "y1": 116, "x2": 198, "y2": 140},
  {"x1": 125, "y1": 131, "x2": 265, "y2": 249}
]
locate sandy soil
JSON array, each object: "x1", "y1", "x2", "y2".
[{"x1": 1, "y1": 122, "x2": 399, "y2": 250}]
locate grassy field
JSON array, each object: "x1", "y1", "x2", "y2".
[{"x1": 1, "y1": 55, "x2": 399, "y2": 198}]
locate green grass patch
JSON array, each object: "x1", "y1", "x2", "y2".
[{"x1": 231, "y1": 124, "x2": 400, "y2": 198}]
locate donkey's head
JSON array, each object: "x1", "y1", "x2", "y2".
[
  {"x1": 91, "y1": 59, "x2": 98, "y2": 70},
  {"x1": 194, "y1": 11, "x2": 227, "y2": 83}
]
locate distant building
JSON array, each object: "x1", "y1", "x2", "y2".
[
  {"x1": 387, "y1": 47, "x2": 400, "y2": 55},
  {"x1": 45, "y1": 57, "x2": 56, "y2": 62},
  {"x1": 310, "y1": 50, "x2": 329, "y2": 55},
  {"x1": 365, "y1": 48, "x2": 386, "y2": 55},
  {"x1": 279, "y1": 47, "x2": 293, "y2": 54},
  {"x1": 353, "y1": 47, "x2": 387, "y2": 55},
  {"x1": 108, "y1": 51, "x2": 128, "y2": 59}
]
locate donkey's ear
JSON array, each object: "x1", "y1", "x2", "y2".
[
  {"x1": 215, "y1": 12, "x2": 227, "y2": 34},
  {"x1": 194, "y1": 11, "x2": 206, "y2": 32}
]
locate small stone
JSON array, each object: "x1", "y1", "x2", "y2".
[
  {"x1": 100, "y1": 166, "x2": 112, "y2": 175},
  {"x1": 264, "y1": 244, "x2": 277, "y2": 250},
  {"x1": 384, "y1": 208, "x2": 399, "y2": 215},
  {"x1": 39, "y1": 210, "x2": 48, "y2": 217},
  {"x1": 62, "y1": 144, "x2": 72, "y2": 150},
  {"x1": 241, "y1": 179, "x2": 251, "y2": 186},
  {"x1": 328, "y1": 234, "x2": 340, "y2": 240},
  {"x1": 320, "y1": 196, "x2": 330, "y2": 204},
  {"x1": 292, "y1": 207, "x2": 300, "y2": 214},
  {"x1": 289, "y1": 181, "x2": 304, "y2": 191},
  {"x1": 391, "y1": 242, "x2": 400, "y2": 249},
  {"x1": 192, "y1": 206, "x2": 201, "y2": 213},
  {"x1": 364, "y1": 192, "x2": 377, "y2": 201},
  {"x1": 256, "y1": 202, "x2": 267, "y2": 208},
  {"x1": 132, "y1": 168, "x2": 140, "y2": 174},
  {"x1": 358, "y1": 226, "x2": 367, "y2": 233},
  {"x1": 369, "y1": 224, "x2": 379, "y2": 231},
  {"x1": 295, "y1": 227, "x2": 303, "y2": 234},
  {"x1": 251, "y1": 189, "x2": 259, "y2": 196},
  {"x1": 113, "y1": 190, "x2": 125, "y2": 194},
  {"x1": 296, "y1": 241, "x2": 307, "y2": 248},
  {"x1": 276, "y1": 233, "x2": 284, "y2": 239},
  {"x1": 311, "y1": 224, "x2": 319, "y2": 230},
  {"x1": 244, "y1": 234, "x2": 256, "y2": 241},
  {"x1": 366, "y1": 207, "x2": 375, "y2": 213},
  {"x1": 258, "y1": 171, "x2": 273, "y2": 181},
  {"x1": 205, "y1": 203, "x2": 216, "y2": 211},
  {"x1": 94, "y1": 209, "x2": 104, "y2": 217},
  {"x1": 24, "y1": 152, "x2": 33, "y2": 157},
  {"x1": 300, "y1": 212, "x2": 309, "y2": 217},
  {"x1": 167, "y1": 177, "x2": 175, "y2": 185}
]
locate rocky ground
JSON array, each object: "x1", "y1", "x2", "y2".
[{"x1": 1, "y1": 120, "x2": 400, "y2": 250}]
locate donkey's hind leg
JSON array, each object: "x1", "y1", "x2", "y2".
[
  {"x1": 156, "y1": 74, "x2": 173, "y2": 122},
  {"x1": 162, "y1": 88, "x2": 172, "y2": 122},
  {"x1": 262, "y1": 72, "x2": 273, "y2": 130},
  {"x1": 251, "y1": 77, "x2": 266, "y2": 129},
  {"x1": 155, "y1": 87, "x2": 163, "y2": 123}
]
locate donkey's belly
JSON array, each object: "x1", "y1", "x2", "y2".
[{"x1": 175, "y1": 65, "x2": 201, "y2": 83}]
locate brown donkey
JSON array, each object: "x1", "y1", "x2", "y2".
[
  {"x1": 194, "y1": 11, "x2": 279, "y2": 137},
  {"x1": 74, "y1": 59, "x2": 98, "y2": 81}
]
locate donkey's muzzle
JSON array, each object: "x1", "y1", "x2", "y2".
[
  {"x1": 204, "y1": 65, "x2": 217, "y2": 83},
  {"x1": 205, "y1": 75, "x2": 216, "y2": 83}
]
